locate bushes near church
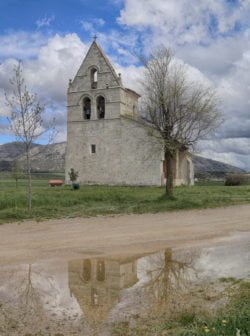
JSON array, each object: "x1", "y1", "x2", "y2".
[{"x1": 225, "y1": 174, "x2": 250, "y2": 186}]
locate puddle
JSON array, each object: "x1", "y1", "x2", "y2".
[{"x1": 0, "y1": 232, "x2": 249, "y2": 335}]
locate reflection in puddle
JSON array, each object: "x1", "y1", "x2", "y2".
[
  {"x1": 69, "y1": 255, "x2": 139, "y2": 321},
  {"x1": 0, "y1": 234, "x2": 249, "y2": 335},
  {"x1": 68, "y1": 254, "x2": 142, "y2": 335}
]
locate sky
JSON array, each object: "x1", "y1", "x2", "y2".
[{"x1": 0, "y1": 0, "x2": 249, "y2": 170}]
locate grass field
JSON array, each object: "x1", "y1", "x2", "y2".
[
  {"x1": 0, "y1": 176, "x2": 249, "y2": 224},
  {"x1": 112, "y1": 280, "x2": 250, "y2": 336}
]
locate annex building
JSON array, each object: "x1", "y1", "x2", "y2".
[{"x1": 65, "y1": 41, "x2": 194, "y2": 186}]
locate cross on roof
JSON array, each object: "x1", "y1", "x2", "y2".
[{"x1": 93, "y1": 34, "x2": 98, "y2": 41}]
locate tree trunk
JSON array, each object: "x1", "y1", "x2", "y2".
[
  {"x1": 26, "y1": 150, "x2": 32, "y2": 210},
  {"x1": 165, "y1": 149, "x2": 174, "y2": 198}
]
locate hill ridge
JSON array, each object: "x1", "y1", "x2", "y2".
[{"x1": 0, "y1": 141, "x2": 245, "y2": 176}]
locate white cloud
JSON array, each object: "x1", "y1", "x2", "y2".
[
  {"x1": 80, "y1": 18, "x2": 105, "y2": 33},
  {"x1": 115, "y1": 63, "x2": 144, "y2": 93},
  {"x1": 24, "y1": 33, "x2": 89, "y2": 103},
  {"x1": 36, "y1": 15, "x2": 55, "y2": 29},
  {"x1": 0, "y1": 33, "x2": 89, "y2": 142},
  {"x1": 0, "y1": 33, "x2": 88, "y2": 104},
  {"x1": 0, "y1": 31, "x2": 48, "y2": 59},
  {"x1": 118, "y1": 0, "x2": 250, "y2": 46}
]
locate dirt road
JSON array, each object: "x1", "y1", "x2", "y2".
[{"x1": 0, "y1": 204, "x2": 249, "y2": 265}]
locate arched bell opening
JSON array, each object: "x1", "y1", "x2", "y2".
[
  {"x1": 96, "y1": 96, "x2": 105, "y2": 119},
  {"x1": 83, "y1": 97, "x2": 91, "y2": 120},
  {"x1": 82, "y1": 259, "x2": 91, "y2": 282}
]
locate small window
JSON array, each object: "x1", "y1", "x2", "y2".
[
  {"x1": 91, "y1": 288, "x2": 99, "y2": 305},
  {"x1": 91, "y1": 68, "x2": 98, "y2": 89},
  {"x1": 91, "y1": 144, "x2": 96, "y2": 154}
]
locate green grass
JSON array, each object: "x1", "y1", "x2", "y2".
[
  {"x1": 112, "y1": 281, "x2": 250, "y2": 336},
  {"x1": 0, "y1": 178, "x2": 249, "y2": 224},
  {"x1": 176, "y1": 282, "x2": 250, "y2": 336}
]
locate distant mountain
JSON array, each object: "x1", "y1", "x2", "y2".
[
  {"x1": 192, "y1": 155, "x2": 245, "y2": 177},
  {"x1": 0, "y1": 142, "x2": 65, "y2": 172},
  {"x1": 18, "y1": 142, "x2": 66, "y2": 172},
  {"x1": 0, "y1": 142, "x2": 41, "y2": 172},
  {"x1": 0, "y1": 141, "x2": 245, "y2": 176},
  {"x1": 0, "y1": 142, "x2": 36, "y2": 160}
]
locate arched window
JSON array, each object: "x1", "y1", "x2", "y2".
[
  {"x1": 83, "y1": 97, "x2": 91, "y2": 120},
  {"x1": 91, "y1": 68, "x2": 98, "y2": 89},
  {"x1": 96, "y1": 96, "x2": 105, "y2": 119},
  {"x1": 82, "y1": 259, "x2": 91, "y2": 282}
]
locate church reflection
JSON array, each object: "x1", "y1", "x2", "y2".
[
  {"x1": 1, "y1": 241, "x2": 245, "y2": 336},
  {"x1": 68, "y1": 255, "x2": 139, "y2": 323},
  {"x1": 68, "y1": 249, "x2": 194, "y2": 334}
]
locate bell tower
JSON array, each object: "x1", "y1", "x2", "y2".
[
  {"x1": 67, "y1": 40, "x2": 140, "y2": 123},
  {"x1": 65, "y1": 40, "x2": 143, "y2": 185}
]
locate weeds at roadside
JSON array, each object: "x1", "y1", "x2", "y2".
[{"x1": 112, "y1": 281, "x2": 250, "y2": 336}]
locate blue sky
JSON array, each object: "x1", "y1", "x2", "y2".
[
  {"x1": 0, "y1": 0, "x2": 250, "y2": 169},
  {"x1": 0, "y1": 0, "x2": 142, "y2": 64},
  {"x1": 0, "y1": 0, "x2": 121, "y2": 38}
]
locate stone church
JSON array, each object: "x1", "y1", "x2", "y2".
[{"x1": 65, "y1": 40, "x2": 194, "y2": 186}]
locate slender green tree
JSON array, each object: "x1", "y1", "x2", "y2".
[{"x1": 6, "y1": 61, "x2": 55, "y2": 209}]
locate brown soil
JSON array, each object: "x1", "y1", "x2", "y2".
[{"x1": 0, "y1": 204, "x2": 249, "y2": 265}]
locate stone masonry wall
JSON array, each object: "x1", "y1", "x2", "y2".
[{"x1": 65, "y1": 117, "x2": 162, "y2": 185}]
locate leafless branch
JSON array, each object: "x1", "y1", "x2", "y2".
[{"x1": 140, "y1": 47, "x2": 221, "y2": 196}]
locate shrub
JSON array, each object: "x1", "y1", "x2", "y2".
[
  {"x1": 225, "y1": 174, "x2": 250, "y2": 186},
  {"x1": 68, "y1": 168, "x2": 79, "y2": 189}
]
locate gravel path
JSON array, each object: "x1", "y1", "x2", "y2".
[{"x1": 0, "y1": 204, "x2": 249, "y2": 265}]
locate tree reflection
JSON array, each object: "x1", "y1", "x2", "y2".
[
  {"x1": 141, "y1": 249, "x2": 196, "y2": 315},
  {"x1": 0, "y1": 263, "x2": 58, "y2": 335}
]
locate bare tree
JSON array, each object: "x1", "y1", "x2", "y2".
[
  {"x1": 141, "y1": 47, "x2": 220, "y2": 197},
  {"x1": 5, "y1": 61, "x2": 55, "y2": 209}
]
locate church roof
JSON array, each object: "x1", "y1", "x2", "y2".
[
  {"x1": 91, "y1": 41, "x2": 122, "y2": 85},
  {"x1": 73, "y1": 40, "x2": 122, "y2": 87},
  {"x1": 125, "y1": 87, "x2": 141, "y2": 98},
  {"x1": 71, "y1": 39, "x2": 141, "y2": 97}
]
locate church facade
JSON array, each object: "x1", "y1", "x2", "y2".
[{"x1": 65, "y1": 41, "x2": 194, "y2": 186}]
